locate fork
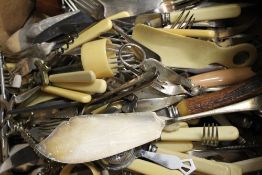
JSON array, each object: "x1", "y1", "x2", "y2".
[
  {"x1": 201, "y1": 123, "x2": 219, "y2": 147},
  {"x1": 171, "y1": 9, "x2": 195, "y2": 29}
]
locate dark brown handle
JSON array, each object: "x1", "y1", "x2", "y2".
[
  {"x1": 177, "y1": 74, "x2": 262, "y2": 116},
  {"x1": 36, "y1": 0, "x2": 64, "y2": 16}
]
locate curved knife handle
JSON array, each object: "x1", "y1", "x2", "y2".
[
  {"x1": 127, "y1": 159, "x2": 182, "y2": 175},
  {"x1": 189, "y1": 67, "x2": 255, "y2": 88},
  {"x1": 177, "y1": 74, "x2": 262, "y2": 116}
]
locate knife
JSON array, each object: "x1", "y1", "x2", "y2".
[
  {"x1": 134, "y1": 95, "x2": 185, "y2": 112},
  {"x1": 27, "y1": 10, "x2": 95, "y2": 43}
]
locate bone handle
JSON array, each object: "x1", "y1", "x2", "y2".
[
  {"x1": 162, "y1": 29, "x2": 216, "y2": 38},
  {"x1": 49, "y1": 71, "x2": 96, "y2": 83},
  {"x1": 41, "y1": 86, "x2": 91, "y2": 103},
  {"x1": 234, "y1": 156, "x2": 262, "y2": 173},
  {"x1": 53, "y1": 79, "x2": 107, "y2": 94},
  {"x1": 64, "y1": 11, "x2": 130, "y2": 53},
  {"x1": 189, "y1": 67, "x2": 256, "y2": 88},
  {"x1": 155, "y1": 141, "x2": 193, "y2": 153},
  {"x1": 127, "y1": 159, "x2": 182, "y2": 175},
  {"x1": 161, "y1": 126, "x2": 239, "y2": 141}
]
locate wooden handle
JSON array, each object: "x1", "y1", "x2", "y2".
[
  {"x1": 159, "y1": 151, "x2": 231, "y2": 175},
  {"x1": 41, "y1": 86, "x2": 91, "y2": 103},
  {"x1": 49, "y1": 71, "x2": 96, "y2": 83},
  {"x1": 189, "y1": 67, "x2": 256, "y2": 88},
  {"x1": 127, "y1": 159, "x2": 182, "y2": 175},
  {"x1": 155, "y1": 141, "x2": 193, "y2": 153},
  {"x1": 177, "y1": 74, "x2": 262, "y2": 116},
  {"x1": 234, "y1": 157, "x2": 262, "y2": 173},
  {"x1": 162, "y1": 29, "x2": 216, "y2": 38},
  {"x1": 53, "y1": 79, "x2": 107, "y2": 94},
  {"x1": 161, "y1": 126, "x2": 239, "y2": 141}
]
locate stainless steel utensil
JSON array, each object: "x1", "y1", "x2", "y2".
[
  {"x1": 201, "y1": 123, "x2": 219, "y2": 147},
  {"x1": 100, "y1": 149, "x2": 196, "y2": 175}
]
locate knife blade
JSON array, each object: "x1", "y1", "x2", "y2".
[{"x1": 135, "y1": 95, "x2": 185, "y2": 112}]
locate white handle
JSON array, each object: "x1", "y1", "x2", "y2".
[
  {"x1": 128, "y1": 159, "x2": 182, "y2": 175},
  {"x1": 64, "y1": 11, "x2": 130, "y2": 53},
  {"x1": 41, "y1": 86, "x2": 91, "y2": 103},
  {"x1": 234, "y1": 156, "x2": 262, "y2": 173},
  {"x1": 161, "y1": 126, "x2": 239, "y2": 141},
  {"x1": 53, "y1": 79, "x2": 107, "y2": 94},
  {"x1": 162, "y1": 29, "x2": 216, "y2": 38},
  {"x1": 49, "y1": 71, "x2": 96, "y2": 83},
  {"x1": 155, "y1": 141, "x2": 193, "y2": 153}
]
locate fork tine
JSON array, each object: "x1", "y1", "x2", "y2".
[
  {"x1": 183, "y1": 14, "x2": 194, "y2": 29},
  {"x1": 178, "y1": 10, "x2": 190, "y2": 29},
  {"x1": 187, "y1": 17, "x2": 195, "y2": 29},
  {"x1": 215, "y1": 124, "x2": 219, "y2": 146},
  {"x1": 171, "y1": 9, "x2": 185, "y2": 28},
  {"x1": 201, "y1": 123, "x2": 206, "y2": 145},
  {"x1": 211, "y1": 123, "x2": 215, "y2": 146}
]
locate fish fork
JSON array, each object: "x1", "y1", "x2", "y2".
[
  {"x1": 201, "y1": 123, "x2": 219, "y2": 147},
  {"x1": 170, "y1": 9, "x2": 195, "y2": 29}
]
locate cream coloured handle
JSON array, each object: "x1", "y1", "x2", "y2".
[
  {"x1": 162, "y1": 29, "x2": 216, "y2": 38},
  {"x1": 189, "y1": 67, "x2": 256, "y2": 88},
  {"x1": 64, "y1": 11, "x2": 130, "y2": 53},
  {"x1": 150, "y1": 4, "x2": 241, "y2": 27},
  {"x1": 234, "y1": 156, "x2": 262, "y2": 173},
  {"x1": 41, "y1": 86, "x2": 91, "y2": 103},
  {"x1": 127, "y1": 159, "x2": 182, "y2": 175},
  {"x1": 132, "y1": 24, "x2": 257, "y2": 68},
  {"x1": 218, "y1": 162, "x2": 242, "y2": 175},
  {"x1": 161, "y1": 126, "x2": 239, "y2": 141},
  {"x1": 53, "y1": 79, "x2": 107, "y2": 94},
  {"x1": 158, "y1": 151, "x2": 231, "y2": 175},
  {"x1": 26, "y1": 92, "x2": 58, "y2": 107},
  {"x1": 155, "y1": 141, "x2": 193, "y2": 153},
  {"x1": 64, "y1": 19, "x2": 112, "y2": 53},
  {"x1": 49, "y1": 71, "x2": 96, "y2": 83}
]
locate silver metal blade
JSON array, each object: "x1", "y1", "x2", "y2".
[{"x1": 135, "y1": 95, "x2": 185, "y2": 112}]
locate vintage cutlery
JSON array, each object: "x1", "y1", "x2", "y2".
[{"x1": 132, "y1": 24, "x2": 257, "y2": 69}]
